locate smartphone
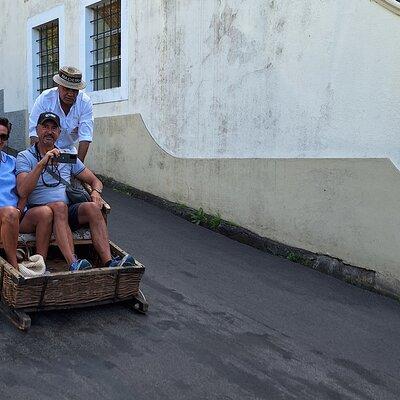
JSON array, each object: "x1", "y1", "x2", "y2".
[{"x1": 56, "y1": 153, "x2": 77, "y2": 164}]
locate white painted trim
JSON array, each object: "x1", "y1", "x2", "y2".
[
  {"x1": 27, "y1": 5, "x2": 65, "y2": 111},
  {"x1": 373, "y1": 0, "x2": 400, "y2": 15},
  {"x1": 79, "y1": 0, "x2": 128, "y2": 104}
]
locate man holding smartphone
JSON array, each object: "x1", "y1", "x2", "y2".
[{"x1": 29, "y1": 66, "x2": 93, "y2": 162}]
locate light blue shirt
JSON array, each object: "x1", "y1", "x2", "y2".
[
  {"x1": 0, "y1": 152, "x2": 18, "y2": 208},
  {"x1": 28, "y1": 87, "x2": 94, "y2": 152},
  {"x1": 16, "y1": 146, "x2": 86, "y2": 206}
]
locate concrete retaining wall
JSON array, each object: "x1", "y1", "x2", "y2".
[{"x1": 87, "y1": 114, "x2": 400, "y2": 283}]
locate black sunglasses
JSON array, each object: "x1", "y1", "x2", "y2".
[{"x1": 0, "y1": 134, "x2": 9, "y2": 141}]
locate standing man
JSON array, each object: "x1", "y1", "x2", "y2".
[{"x1": 29, "y1": 66, "x2": 93, "y2": 162}]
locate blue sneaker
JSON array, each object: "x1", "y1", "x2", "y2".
[
  {"x1": 70, "y1": 259, "x2": 92, "y2": 271},
  {"x1": 108, "y1": 254, "x2": 135, "y2": 268}
]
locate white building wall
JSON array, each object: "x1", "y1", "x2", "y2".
[
  {"x1": 132, "y1": 0, "x2": 400, "y2": 165},
  {"x1": 1, "y1": 0, "x2": 400, "y2": 165}
]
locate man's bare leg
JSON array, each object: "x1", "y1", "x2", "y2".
[
  {"x1": 19, "y1": 206, "x2": 53, "y2": 259},
  {"x1": 77, "y1": 202, "x2": 112, "y2": 264},
  {"x1": 0, "y1": 207, "x2": 19, "y2": 268},
  {"x1": 47, "y1": 202, "x2": 75, "y2": 265}
]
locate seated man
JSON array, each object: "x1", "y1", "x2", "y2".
[
  {"x1": 16, "y1": 112, "x2": 133, "y2": 271},
  {"x1": 0, "y1": 117, "x2": 53, "y2": 269}
]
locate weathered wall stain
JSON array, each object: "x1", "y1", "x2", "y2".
[{"x1": 210, "y1": 4, "x2": 237, "y2": 48}]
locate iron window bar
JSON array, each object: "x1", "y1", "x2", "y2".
[
  {"x1": 35, "y1": 19, "x2": 59, "y2": 93},
  {"x1": 89, "y1": 0, "x2": 121, "y2": 91}
]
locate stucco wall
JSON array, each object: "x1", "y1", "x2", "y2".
[
  {"x1": 133, "y1": 0, "x2": 400, "y2": 165},
  {"x1": 1, "y1": 0, "x2": 400, "y2": 164},
  {"x1": 0, "y1": 91, "x2": 27, "y2": 150}
]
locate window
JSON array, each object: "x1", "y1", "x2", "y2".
[
  {"x1": 36, "y1": 20, "x2": 59, "y2": 93},
  {"x1": 27, "y1": 5, "x2": 65, "y2": 110},
  {"x1": 80, "y1": 0, "x2": 128, "y2": 104},
  {"x1": 90, "y1": 0, "x2": 121, "y2": 91}
]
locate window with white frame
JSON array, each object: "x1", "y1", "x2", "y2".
[
  {"x1": 80, "y1": 0, "x2": 127, "y2": 103},
  {"x1": 35, "y1": 20, "x2": 59, "y2": 93},
  {"x1": 90, "y1": 0, "x2": 121, "y2": 91},
  {"x1": 27, "y1": 5, "x2": 65, "y2": 110}
]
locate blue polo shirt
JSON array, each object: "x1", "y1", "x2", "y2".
[
  {"x1": 0, "y1": 152, "x2": 18, "y2": 208},
  {"x1": 16, "y1": 146, "x2": 85, "y2": 206}
]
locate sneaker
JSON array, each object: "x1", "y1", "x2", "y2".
[
  {"x1": 69, "y1": 259, "x2": 92, "y2": 271},
  {"x1": 108, "y1": 254, "x2": 135, "y2": 268}
]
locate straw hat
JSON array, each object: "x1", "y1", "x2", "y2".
[{"x1": 53, "y1": 66, "x2": 86, "y2": 90}]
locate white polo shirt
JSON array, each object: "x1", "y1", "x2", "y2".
[{"x1": 29, "y1": 87, "x2": 94, "y2": 153}]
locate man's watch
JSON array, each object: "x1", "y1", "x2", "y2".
[{"x1": 92, "y1": 188, "x2": 102, "y2": 195}]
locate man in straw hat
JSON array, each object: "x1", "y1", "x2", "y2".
[{"x1": 29, "y1": 66, "x2": 93, "y2": 162}]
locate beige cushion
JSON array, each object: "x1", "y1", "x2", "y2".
[{"x1": 17, "y1": 228, "x2": 92, "y2": 244}]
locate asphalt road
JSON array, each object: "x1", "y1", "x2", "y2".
[{"x1": 0, "y1": 187, "x2": 399, "y2": 400}]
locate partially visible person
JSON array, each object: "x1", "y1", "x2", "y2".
[
  {"x1": 0, "y1": 117, "x2": 53, "y2": 269},
  {"x1": 29, "y1": 66, "x2": 93, "y2": 162},
  {"x1": 17, "y1": 112, "x2": 133, "y2": 271}
]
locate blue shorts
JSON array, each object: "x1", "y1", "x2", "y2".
[
  {"x1": 28, "y1": 202, "x2": 88, "y2": 232},
  {"x1": 68, "y1": 203, "x2": 88, "y2": 232}
]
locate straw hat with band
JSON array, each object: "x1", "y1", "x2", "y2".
[{"x1": 53, "y1": 66, "x2": 86, "y2": 90}]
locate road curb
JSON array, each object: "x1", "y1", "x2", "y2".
[{"x1": 100, "y1": 175, "x2": 400, "y2": 303}]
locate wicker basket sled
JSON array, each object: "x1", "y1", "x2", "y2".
[
  {"x1": 0, "y1": 185, "x2": 148, "y2": 331},
  {"x1": 0, "y1": 237, "x2": 148, "y2": 331},
  {"x1": 0, "y1": 150, "x2": 147, "y2": 330}
]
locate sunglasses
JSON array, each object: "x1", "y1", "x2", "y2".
[{"x1": 0, "y1": 134, "x2": 9, "y2": 142}]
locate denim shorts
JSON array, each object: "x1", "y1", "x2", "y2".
[
  {"x1": 68, "y1": 202, "x2": 88, "y2": 232},
  {"x1": 28, "y1": 202, "x2": 88, "y2": 232}
]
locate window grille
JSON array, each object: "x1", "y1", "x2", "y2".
[
  {"x1": 36, "y1": 20, "x2": 59, "y2": 93},
  {"x1": 90, "y1": 0, "x2": 121, "y2": 91}
]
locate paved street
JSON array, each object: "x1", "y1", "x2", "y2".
[{"x1": 0, "y1": 187, "x2": 399, "y2": 399}]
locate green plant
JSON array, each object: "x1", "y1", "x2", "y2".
[
  {"x1": 190, "y1": 207, "x2": 207, "y2": 225},
  {"x1": 209, "y1": 213, "x2": 222, "y2": 229},
  {"x1": 287, "y1": 252, "x2": 301, "y2": 263}
]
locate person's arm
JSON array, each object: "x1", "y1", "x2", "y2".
[
  {"x1": 75, "y1": 167, "x2": 103, "y2": 209},
  {"x1": 77, "y1": 140, "x2": 90, "y2": 162},
  {"x1": 77, "y1": 97, "x2": 93, "y2": 162},
  {"x1": 16, "y1": 198, "x2": 27, "y2": 220},
  {"x1": 16, "y1": 149, "x2": 60, "y2": 198}
]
